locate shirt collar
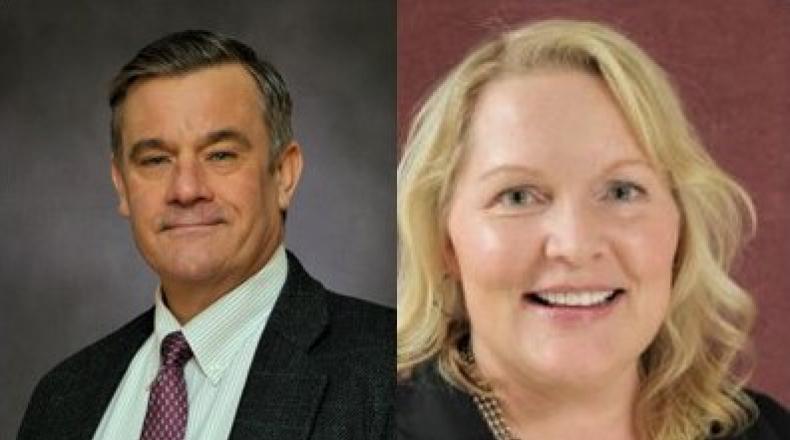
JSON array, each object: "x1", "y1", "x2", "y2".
[{"x1": 153, "y1": 245, "x2": 288, "y2": 384}]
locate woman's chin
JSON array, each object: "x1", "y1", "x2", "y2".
[{"x1": 514, "y1": 348, "x2": 635, "y2": 389}]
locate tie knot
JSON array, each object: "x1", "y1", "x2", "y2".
[{"x1": 160, "y1": 331, "x2": 193, "y2": 368}]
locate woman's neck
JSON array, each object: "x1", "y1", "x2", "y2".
[{"x1": 477, "y1": 355, "x2": 641, "y2": 440}]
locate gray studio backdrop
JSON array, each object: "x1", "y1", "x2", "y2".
[{"x1": 0, "y1": 1, "x2": 395, "y2": 436}]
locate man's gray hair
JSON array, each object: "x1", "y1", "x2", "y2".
[{"x1": 109, "y1": 29, "x2": 293, "y2": 162}]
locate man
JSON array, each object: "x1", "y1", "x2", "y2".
[{"x1": 18, "y1": 30, "x2": 393, "y2": 440}]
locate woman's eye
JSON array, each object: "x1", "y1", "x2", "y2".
[
  {"x1": 497, "y1": 187, "x2": 539, "y2": 207},
  {"x1": 606, "y1": 181, "x2": 646, "y2": 202}
]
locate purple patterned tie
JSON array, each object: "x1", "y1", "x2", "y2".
[{"x1": 140, "y1": 331, "x2": 193, "y2": 440}]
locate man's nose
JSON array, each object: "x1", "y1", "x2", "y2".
[
  {"x1": 165, "y1": 159, "x2": 213, "y2": 206},
  {"x1": 542, "y1": 202, "x2": 604, "y2": 267}
]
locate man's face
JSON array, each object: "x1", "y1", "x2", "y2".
[{"x1": 111, "y1": 63, "x2": 301, "y2": 292}]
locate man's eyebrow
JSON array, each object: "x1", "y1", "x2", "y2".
[
  {"x1": 125, "y1": 129, "x2": 253, "y2": 161},
  {"x1": 198, "y1": 128, "x2": 253, "y2": 150},
  {"x1": 127, "y1": 138, "x2": 167, "y2": 161}
]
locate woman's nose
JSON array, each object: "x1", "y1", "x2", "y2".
[{"x1": 542, "y1": 202, "x2": 605, "y2": 267}]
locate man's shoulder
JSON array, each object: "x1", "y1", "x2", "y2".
[
  {"x1": 324, "y1": 289, "x2": 394, "y2": 337},
  {"x1": 315, "y1": 289, "x2": 394, "y2": 366},
  {"x1": 283, "y1": 251, "x2": 394, "y2": 350},
  {"x1": 19, "y1": 310, "x2": 153, "y2": 438},
  {"x1": 31, "y1": 309, "x2": 151, "y2": 394}
]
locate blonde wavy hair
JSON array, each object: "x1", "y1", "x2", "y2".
[{"x1": 397, "y1": 20, "x2": 758, "y2": 440}]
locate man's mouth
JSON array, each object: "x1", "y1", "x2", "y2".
[
  {"x1": 161, "y1": 220, "x2": 224, "y2": 231},
  {"x1": 523, "y1": 288, "x2": 626, "y2": 308}
]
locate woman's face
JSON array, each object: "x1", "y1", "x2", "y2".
[{"x1": 446, "y1": 70, "x2": 680, "y2": 388}]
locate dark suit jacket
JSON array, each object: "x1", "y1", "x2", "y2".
[
  {"x1": 397, "y1": 362, "x2": 790, "y2": 440},
  {"x1": 19, "y1": 252, "x2": 394, "y2": 440}
]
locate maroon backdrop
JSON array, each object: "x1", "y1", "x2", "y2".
[{"x1": 398, "y1": 0, "x2": 790, "y2": 405}]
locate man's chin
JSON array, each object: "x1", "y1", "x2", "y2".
[{"x1": 155, "y1": 258, "x2": 228, "y2": 286}]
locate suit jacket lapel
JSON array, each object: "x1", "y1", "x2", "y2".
[
  {"x1": 229, "y1": 252, "x2": 330, "y2": 440},
  {"x1": 59, "y1": 310, "x2": 153, "y2": 439}
]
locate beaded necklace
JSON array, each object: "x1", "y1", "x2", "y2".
[{"x1": 463, "y1": 348, "x2": 522, "y2": 440}]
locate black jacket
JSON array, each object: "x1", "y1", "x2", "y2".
[
  {"x1": 19, "y1": 252, "x2": 395, "y2": 440},
  {"x1": 397, "y1": 362, "x2": 790, "y2": 440}
]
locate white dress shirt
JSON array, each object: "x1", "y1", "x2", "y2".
[{"x1": 93, "y1": 245, "x2": 287, "y2": 440}]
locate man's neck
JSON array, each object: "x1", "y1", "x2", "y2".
[{"x1": 160, "y1": 246, "x2": 280, "y2": 325}]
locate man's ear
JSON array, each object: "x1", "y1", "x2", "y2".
[
  {"x1": 273, "y1": 142, "x2": 304, "y2": 211},
  {"x1": 110, "y1": 157, "x2": 130, "y2": 217}
]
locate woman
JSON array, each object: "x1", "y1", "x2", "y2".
[{"x1": 396, "y1": 20, "x2": 788, "y2": 440}]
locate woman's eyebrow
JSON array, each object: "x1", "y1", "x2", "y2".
[
  {"x1": 600, "y1": 158, "x2": 653, "y2": 174},
  {"x1": 478, "y1": 159, "x2": 651, "y2": 181},
  {"x1": 479, "y1": 164, "x2": 544, "y2": 181}
]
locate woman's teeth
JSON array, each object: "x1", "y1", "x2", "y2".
[{"x1": 531, "y1": 290, "x2": 619, "y2": 307}]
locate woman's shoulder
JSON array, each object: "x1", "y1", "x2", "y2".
[
  {"x1": 397, "y1": 372, "x2": 789, "y2": 440},
  {"x1": 396, "y1": 361, "x2": 493, "y2": 440},
  {"x1": 728, "y1": 390, "x2": 790, "y2": 439}
]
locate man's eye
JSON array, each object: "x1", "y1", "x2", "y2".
[
  {"x1": 606, "y1": 181, "x2": 646, "y2": 202},
  {"x1": 139, "y1": 156, "x2": 169, "y2": 167},
  {"x1": 208, "y1": 151, "x2": 237, "y2": 161}
]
